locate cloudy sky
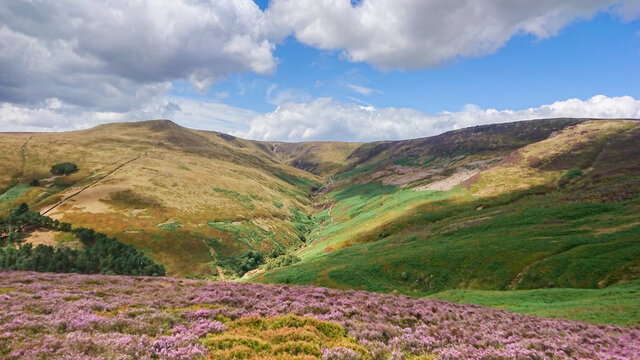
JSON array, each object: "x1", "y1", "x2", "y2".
[{"x1": 1, "y1": 0, "x2": 639, "y2": 141}]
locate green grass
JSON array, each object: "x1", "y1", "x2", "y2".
[
  {"x1": 254, "y1": 187, "x2": 640, "y2": 304},
  {"x1": 54, "y1": 232, "x2": 78, "y2": 245},
  {"x1": 203, "y1": 314, "x2": 369, "y2": 360},
  {"x1": 207, "y1": 220, "x2": 280, "y2": 250},
  {"x1": 428, "y1": 281, "x2": 640, "y2": 326},
  {"x1": 157, "y1": 221, "x2": 181, "y2": 231},
  {"x1": 0, "y1": 184, "x2": 32, "y2": 213},
  {"x1": 212, "y1": 188, "x2": 254, "y2": 209},
  {"x1": 297, "y1": 183, "x2": 459, "y2": 260},
  {"x1": 333, "y1": 160, "x2": 384, "y2": 180}
]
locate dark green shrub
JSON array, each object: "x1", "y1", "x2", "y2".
[
  {"x1": 50, "y1": 162, "x2": 78, "y2": 176},
  {"x1": 264, "y1": 254, "x2": 301, "y2": 270},
  {"x1": 558, "y1": 168, "x2": 584, "y2": 188},
  {"x1": 29, "y1": 179, "x2": 40, "y2": 186},
  {"x1": 219, "y1": 250, "x2": 267, "y2": 276},
  {"x1": 267, "y1": 246, "x2": 286, "y2": 259},
  {"x1": 563, "y1": 168, "x2": 583, "y2": 180}
]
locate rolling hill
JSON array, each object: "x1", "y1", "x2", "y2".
[
  {"x1": 0, "y1": 120, "x2": 322, "y2": 276},
  {"x1": 1, "y1": 118, "x2": 639, "y2": 324}
]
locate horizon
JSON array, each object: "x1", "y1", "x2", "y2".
[{"x1": 2, "y1": 116, "x2": 639, "y2": 144}]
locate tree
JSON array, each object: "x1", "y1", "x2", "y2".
[
  {"x1": 50, "y1": 162, "x2": 78, "y2": 176},
  {"x1": 0, "y1": 204, "x2": 166, "y2": 277},
  {"x1": 12, "y1": 203, "x2": 29, "y2": 216}
]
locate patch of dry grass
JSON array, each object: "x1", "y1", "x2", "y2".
[{"x1": 468, "y1": 120, "x2": 636, "y2": 197}]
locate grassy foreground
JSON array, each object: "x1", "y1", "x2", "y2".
[{"x1": 428, "y1": 281, "x2": 640, "y2": 326}]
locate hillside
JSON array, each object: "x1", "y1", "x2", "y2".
[
  {"x1": 2, "y1": 118, "x2": 640, "y2": 321},
  {"x1": 0, "y1": 120, "x2": 321, "y2": 276},
  {"x1": 253, "y1": 120, "x2": 640, "y2": 297}
]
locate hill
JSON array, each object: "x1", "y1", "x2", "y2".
[
  {"x1": 253, "y1": 120, "x2": 640, "y2": 292},
  {"x1": 1, "y1": 118, "x2": 640, "y2": 324},
  {"x1": 0, "y1": 120, "x2": 321, "y2": 276}
]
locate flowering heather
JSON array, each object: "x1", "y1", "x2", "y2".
[{"x1": 1, "y1": 271, "x2": 639, "y2": 360}]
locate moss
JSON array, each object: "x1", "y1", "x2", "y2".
[
  {"x1": 203, "y1": 315, "x2": 369, "y2": 360},
  {"x1": 157, "y1": 221, "x2": 181, "y2": 231}
]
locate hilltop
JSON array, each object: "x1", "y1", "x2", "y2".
[{"x1": 1, "y1": 118, "x2": 640, "y2": 324}]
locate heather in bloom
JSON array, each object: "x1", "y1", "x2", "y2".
[{"x1": 1, "y1": 270, "x2": 639, "y2": 360}]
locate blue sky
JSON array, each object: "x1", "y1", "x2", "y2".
[
  {"x1": 1, "y1": 0, "x2": 639, "y2": 140},
  {"x1": 173, "y1": 10, "x2": 639, "y2": 115}
]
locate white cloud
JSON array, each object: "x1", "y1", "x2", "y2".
[
  {"x1": 613, "y1": 0, "x2": 640, "y2": 20},
  {"x1": 0, "y1": 0, "x2": 277, "y2": 111},
  {"x1": 266, "y1": 85, "x2": 311, "y2": 106},
  {"x1": 346, "y1": 84, "x2": 381, "y2": 96},
  {"x1": 267, "y1": 0, "x2": 638, "y2": 69},
  {"x1": 3, "y1": 95, "x2": 639, "y2": 141},
  {"x1": 0, "y1": 97, "x2": 256, "y2": 133},
  {"x1": 242, "y1": 95, "x2": 640, "y2": 142},
  {"x1": 1, "y1": 0, "x2": 638, "y2": 136}
]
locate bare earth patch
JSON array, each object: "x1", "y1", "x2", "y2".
[
  {"x1": 416, "y1": 158, "x2": 501, "y2": 191},
  {"x1": 24, "y1": 230, "x2": 57, "y2": 247},
  {"x1": 417, "y1": 167, "x2": 481, "y2": 191}
]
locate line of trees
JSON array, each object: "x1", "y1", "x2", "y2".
[
  {"x1": 220, "y1": 246, "x2": 301, "y2": 277},
  {"x1": 0, "y1": 204, "x2": 165, "y2": 276}
]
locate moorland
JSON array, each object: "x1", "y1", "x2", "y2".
[{"x1": 1, "y1": 118, "x2": 639, "y2": 327}]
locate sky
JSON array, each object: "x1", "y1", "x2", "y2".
[{"x1": 0, "y1": 0, "x2": 639, "y2": 142}]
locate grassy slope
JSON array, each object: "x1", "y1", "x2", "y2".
[
  {"x1": 270, "y1": 141, "x2": 362, "y2": 177},
  {"x1": 0, "y1": 120, "x2": 321, "y2": 276},
  {"x1": 252, "y1": 119, "x2": 640, "y2": 324},
  {"x1": 254, "y1": 191, "x2": 640, "y2": 292},
  {"x1": 427, "y1": 281, "x2": 640, "y2": 326}
]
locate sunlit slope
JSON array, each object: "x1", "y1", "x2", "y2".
[
  {"x1": 279, "y1": 119, "x2": 619, "y2": 261},
  {"x1": 0, "y1": 120, "x2": 321, "y2": 276},
  {"x1": 270, "y1": 141, "x2": 363, "y2": 177},
  {"x1": 253, "y1": 120, "x2": 640, "y2": 299}
]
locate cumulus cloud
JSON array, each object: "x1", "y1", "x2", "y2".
[
  {"x1": 267, "y1": 0, "x2": 637, "y2": 69},
  {"x1": 1, "y1": 0, "x2": 639, "y2": 136},
  {"x1": 3, "y1": 94, "x2": 639, "y2": 141},
  {"x1": 0, "y1": 0, "x2": 276, "y2": 112},
  {"x1": 0, "y1": 97, "x2": 256, "y2": 133},
  {"x1": 242, "y1": 95, "x2": 640, "y2": 142}
]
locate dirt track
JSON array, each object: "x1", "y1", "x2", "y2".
[{"x1": 41, "y1": 153, "x2": 143, "y2": 215}]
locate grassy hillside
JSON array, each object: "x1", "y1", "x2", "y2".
[
  {"x1": 251, "y1": 119, "x2": 640, "y2": 323},
  {"x1": 2, "y1": 118, "x2": 640, "y2": 326},
  {"x1": 0, "y1": 120, "x2": 321, "y2": 276},
  {"x1": 428, "y1": 280, "x2": 640, "y2": 326}
]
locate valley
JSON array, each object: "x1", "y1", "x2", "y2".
[{"x1": 1, "y1": 118, "x2": 639, "y2": 326}]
